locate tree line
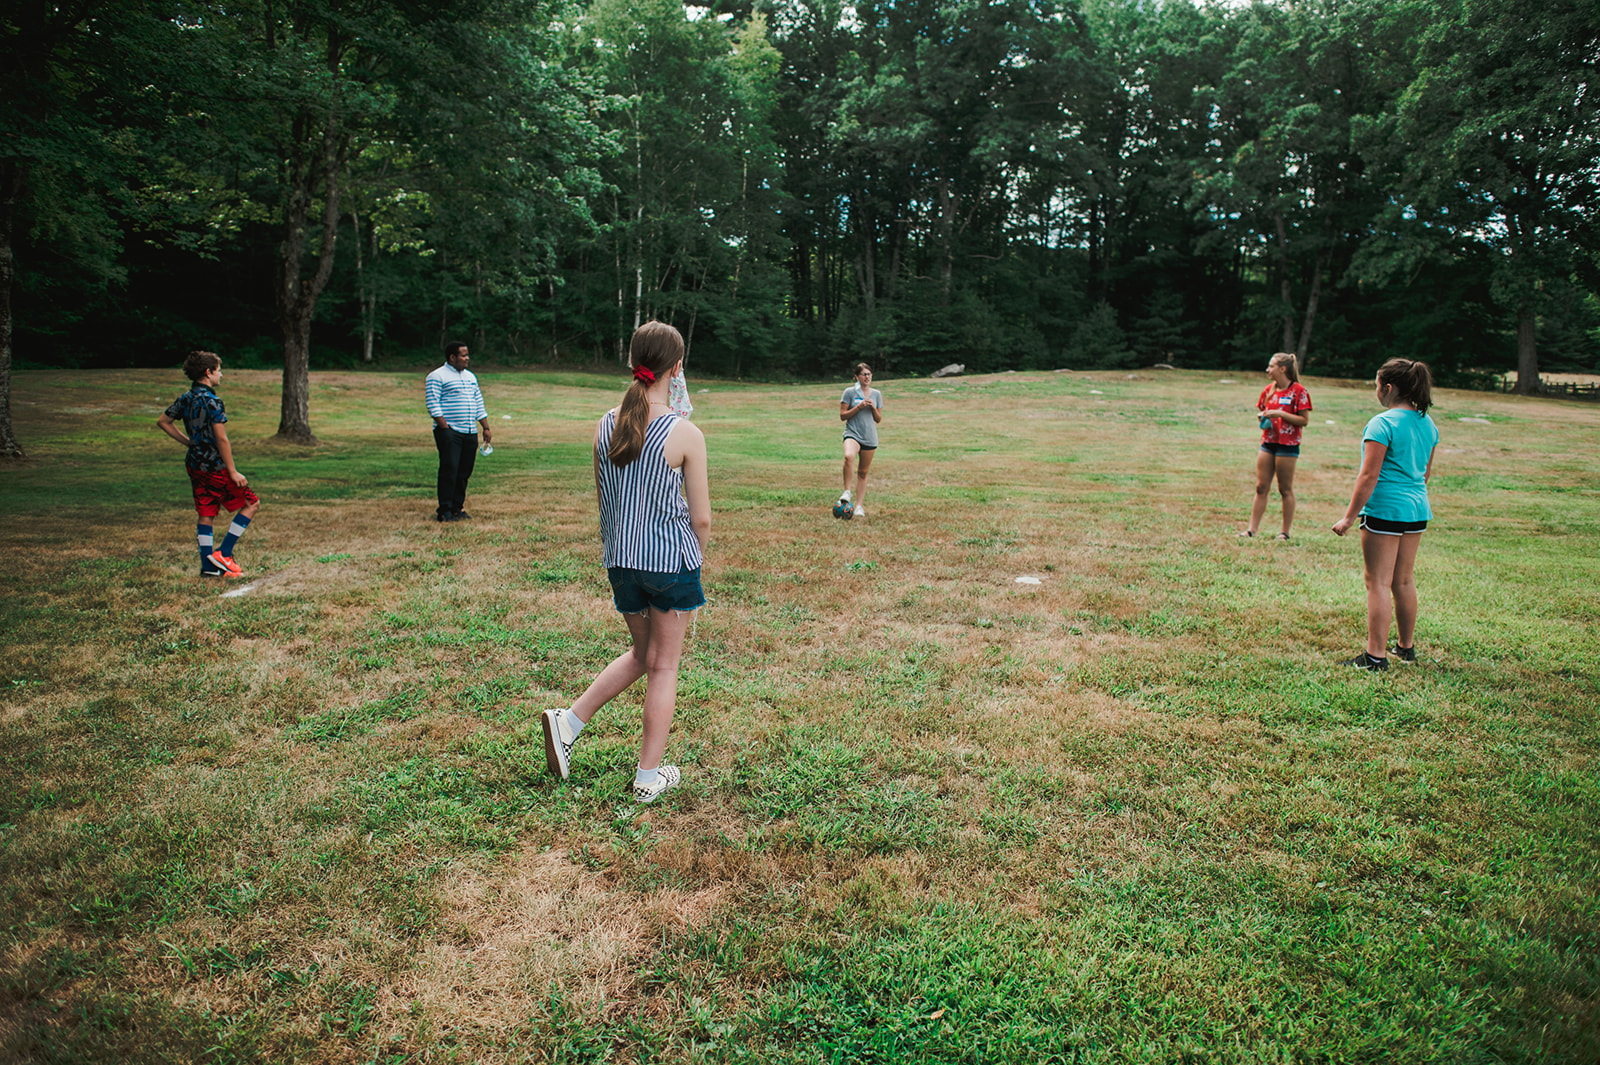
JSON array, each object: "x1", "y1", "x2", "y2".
[{"x1": 3, "y1": 0, "x2": 1596, "y2": 454}]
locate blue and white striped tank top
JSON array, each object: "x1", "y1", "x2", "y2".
[{"x1": 596, "y1": 411, "x2": 703, "y2": 572}]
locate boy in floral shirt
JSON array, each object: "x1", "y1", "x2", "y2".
[{"x1": 155, "y1": 351, "x2": 260, "y2": 577}]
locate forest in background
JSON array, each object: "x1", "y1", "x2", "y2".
[{"x1": 4, "y1": 0, "x2": 1598, "y2": 415}]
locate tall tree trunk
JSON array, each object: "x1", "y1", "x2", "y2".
[
  {"x1": 792, "y1": 237, "x2": 813, "y2": 322},
  {"x1": 631, "y1": 198, "x2": 644, "y2": 336},
  {"x1": 612, "y1": 189, "x2": 626, "y2": 362},
  {"x1": 1295, "y1": 246, "x2": 1329, "y2": 367},
  {"x1": 886, "y1": 215, "x2": 905, "y2": 302},
  {"x1": 352, "y1": 207, "x2": 376, "y2": 363},
  {"x1": 1086, "y1": 199, "x2": 1102, "y2": 303},
  {"x1": 363, "y1": 228, "x2": 376, "y2": 362},
  {"x1": 937, "y1": 176, "x2": 956, "y2": 304},
  {"x1": 632, "y1": 244, "x2": 644, "y2": 335},
  {"x1": 628, "y1": 123, "x2": 643, "y2": 355},
  {"x1": 473, "y1": 262, "x2": 485, "y2": 351},
  {"x1": 855, "y1": 192, "x2": 876, "y2": 312},
  {"x1": 0, "y1": 161, "x2": 26, "y2": 459},
  {"x1": 548, "y1": 277, "x2": 558, "y2": 363},
  {"x1": 1513, "y1": 303, "x2": 1539, "y2": 395},
  {"x1": 1272, "y1": 211, "x2": 1295, "y2": 352},
  {"x1": 817, "y1": 245, "x2": 831, "y2": 323},
  {"x1": 274, "y1": 115, "x2": 344, "y2": 444},
  {"x1": 726, "y1": 156, "x2": 748, "y2": 363}
]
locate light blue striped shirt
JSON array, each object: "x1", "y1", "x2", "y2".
[
  {"x1": 596, "y1": 411, "x2": 702, "y2": 572},
  {"x1": 425, "y1": 364, "x2": 488, "y2": 433}
]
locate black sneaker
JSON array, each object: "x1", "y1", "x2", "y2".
[
  {"x1": 1390, "y1": 645, "x2": 1416, "y2": 664},
  {"x1": 200, "y1": 566, "x2": 226, "y2": 578},
  {"x1": 1343, "y1": 651, "x2": 1389, "y2": 672},
  {"x1": 454, "y1": 510, "x2": 472, "y2": 520}
]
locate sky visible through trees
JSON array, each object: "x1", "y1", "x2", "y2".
[{"x1": 2, "y1": 0, "x2": 1597, "y2": 448}]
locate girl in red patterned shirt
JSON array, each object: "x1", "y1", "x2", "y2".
[{"x1": 1240, "y1": 352, "x2": 1312, "y2": 540}]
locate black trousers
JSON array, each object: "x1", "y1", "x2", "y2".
[{"x1": 433, "y1": 426, "x2": 478, "y2": 515}]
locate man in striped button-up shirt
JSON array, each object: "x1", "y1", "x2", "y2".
[{"x1": 425, "y1": 341, "x2": 492, "y2": 522}]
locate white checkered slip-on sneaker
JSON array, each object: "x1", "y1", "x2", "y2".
[
  {"x1": 541, "y1": 708, "x2": 579, "y2": 779},
  {"x1": 633, "y1": 765, "x2": 681, "y2": 804}
]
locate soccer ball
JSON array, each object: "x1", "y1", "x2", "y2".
[{"x1": 832, "y1": 501, "x2": 853, "y2": 520}]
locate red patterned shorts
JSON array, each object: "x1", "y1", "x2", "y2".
[{"x1": 188, "y1": 468, "x2": 259, "y2": 518}]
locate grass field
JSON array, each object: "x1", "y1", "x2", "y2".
[{"x1": 2, "y1": 365, "x2": 1597, "y2": 1064}]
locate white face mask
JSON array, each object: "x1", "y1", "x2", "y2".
[{"x1": 668, "y1": 369, "x2": 694, "y2": 418}]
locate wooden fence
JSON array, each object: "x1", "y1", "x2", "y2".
[{"x1": 1496, "y1": 379, "x2": 1600, "y2": 399}]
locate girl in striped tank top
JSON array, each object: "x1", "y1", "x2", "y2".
[{"x1": 541, "y1": 322, "x2": 711, "y2": 803}]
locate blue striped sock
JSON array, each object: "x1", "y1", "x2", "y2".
[
  {"x1": 219, "y1": 514, "x2": 251, "y2": 557},
  {"x1": 198, "y1": 524, "x2": 214, "y2": 569}
]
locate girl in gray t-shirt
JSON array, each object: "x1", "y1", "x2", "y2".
[{"x1": 835, "y1": 362, "x2": 883, "y2": 519}]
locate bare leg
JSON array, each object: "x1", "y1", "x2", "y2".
[
  {"x1": 1248, "y1": 450, "x2": 1274, "y2": 534},
  {"x1": 1391, "y1": 532, "x2": 1424, "y2": 649},
  {"x1": 854, "y1": 447, "x2": 875, "y2": 508},
  {"x1": 564, "y1": 607, "x2": 691, "y2": 770},
  {"x1": 1360, "y1": 529, "x2": 1402, "y2": 657},
  {"x1": 567, "y1": 611, "x2": 650, "y2": 725},
  {"x1": 637, "y1": 607, "x2": 692, "y2": 771},
  {"x1": 841, "y1": 439, "x2": 859, "y2": 494},
  {"x1": 1273, "y1": 456, "x2": 1298, "y2": 536}
]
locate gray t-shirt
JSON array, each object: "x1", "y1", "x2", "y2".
[{"x1": 841, "y1": 385, "x2": 883, "y2": 447}]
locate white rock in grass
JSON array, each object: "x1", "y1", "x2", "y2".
[
  {"x1": 1089, "y1": 389, "x2": 1104, "y2": 394},
  {"x1": 1325, "y1": 419, "x2": 1336, "y2": 424},
  {"x1": 1220, "y1": 378, "x2": 1237, "y2": 384},
  {"x1": 1458, "y1": 417, "x2": 1492, "y2": 425},
  {"x1": 1014, "y1": 576, "x2": 1042, "y2": 585},
  {"x1": 502, "y1": 414, "x2": 512, "y2": 419}
]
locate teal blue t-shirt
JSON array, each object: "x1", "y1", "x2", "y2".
[{"x1": 1360, "y1": 408, "x2": 1439, "y2": 522}]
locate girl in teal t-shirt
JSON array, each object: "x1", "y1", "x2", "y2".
[{"x1": 1332, "y1": 358, "x2": 1440, "y2": 671}]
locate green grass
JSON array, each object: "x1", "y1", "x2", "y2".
[{"x1": 1, "y1": 365, "x2": 1597, "y2": 1063}]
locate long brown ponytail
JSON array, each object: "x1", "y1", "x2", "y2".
[
  {"x1": 1375, "y1": 357, "x2": 1433, "y2": 414},
  {"x1": 607, "y1": 321, "x2": 686, "y2": 467}
]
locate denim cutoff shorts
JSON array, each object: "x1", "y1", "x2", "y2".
[
  {"x1": 1259, "y1": 441, "x2": 1300, "y2": 458},
  {"x1": 607, "y1": 566, "x2": 705, "y2": 614}
]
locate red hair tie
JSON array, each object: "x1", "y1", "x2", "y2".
[{"x1": 633, "y1": 367, "x2": 656, "y2": 384}]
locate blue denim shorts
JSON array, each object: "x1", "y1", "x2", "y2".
[
  {"x1": 607, "y1": 566, "x2": 705, "y2": 614},
  {"x1": 1259, "y1": 442, "x2": 1300, "y2": 458}
]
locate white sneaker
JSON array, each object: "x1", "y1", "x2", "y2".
[
  {"x1": 541, "y1": 708, "x2": 578, "y2": 780},
  {"x1": 837, "y1": 489, "x2": 852, "y2": 508},
  {"x1": 853, "y1": 505, "x2": 865, "y2": 518},
  {"x1": 633, "y1": 765, "x2": 681, "y2": 803}
]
